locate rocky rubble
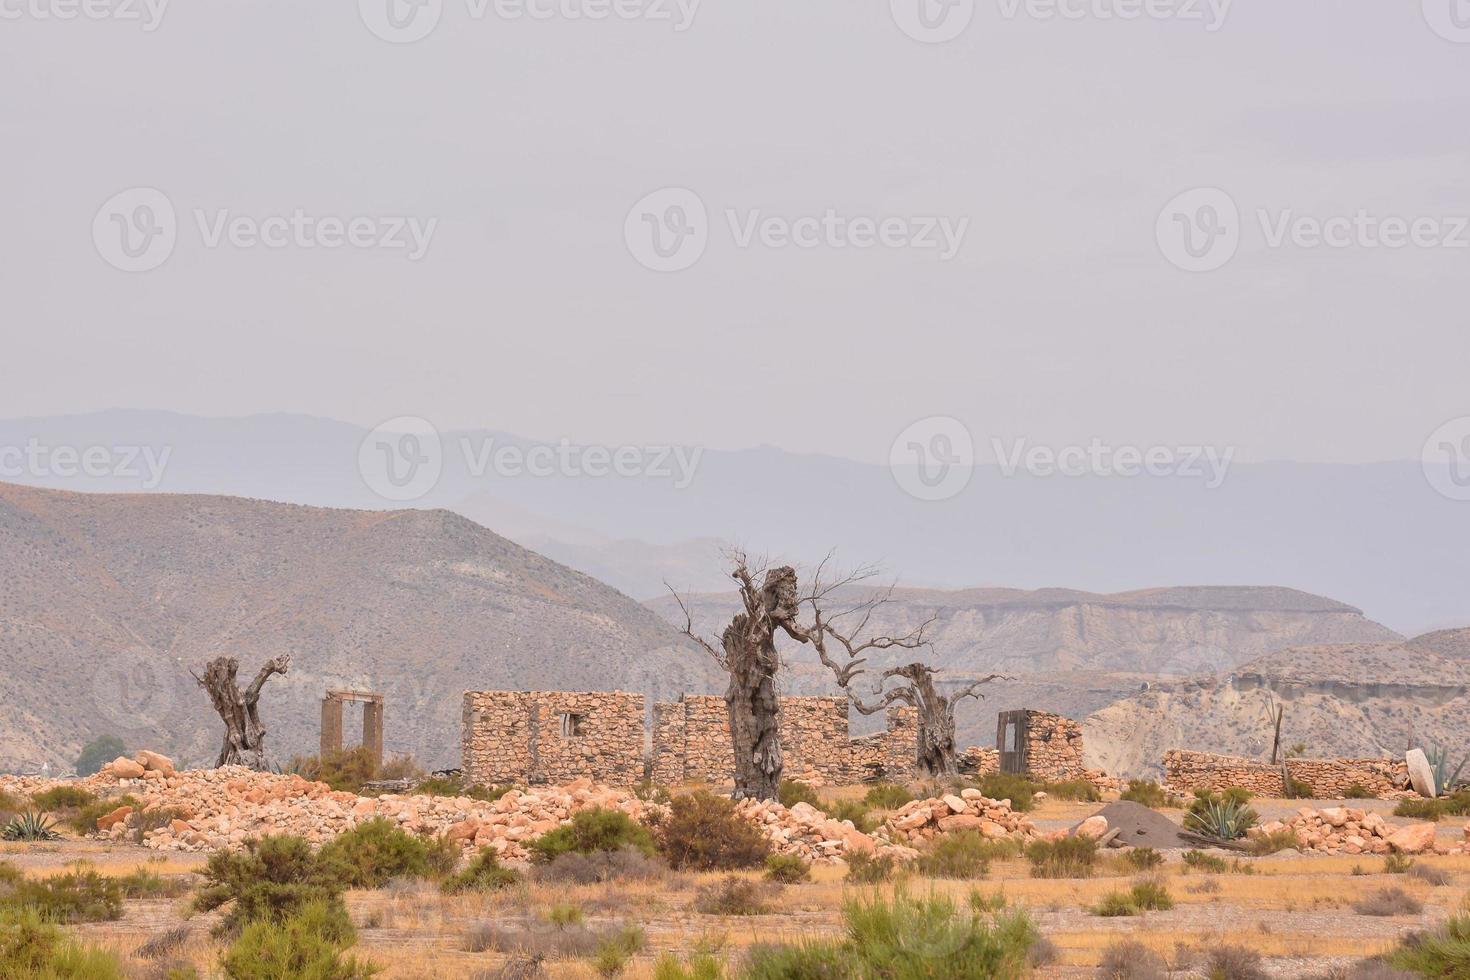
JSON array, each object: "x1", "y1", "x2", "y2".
[
  {"x1": 880, "y1": 790, "x2": 1037, "y2": 845},
  {"x1": 735, "y1": 798, "x2": 917, "y2": 864},
  {"x1": 1249, "y1": 806, "x2": 1457, "y2": 856}
]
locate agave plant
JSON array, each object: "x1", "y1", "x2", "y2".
[
  {"x1": 2, "y1": 810, "x2": 62, "y2": 842},
  {"x1": 1184, "y1": 796, "x2": 1259, "y2": 841},
  {"x1": 1426, "y1": 743, "x2": 1468, "y2": 796}
]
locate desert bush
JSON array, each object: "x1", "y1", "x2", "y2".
[
  {"x1": 0, "y1": 906, "x2": 126, "y2": 979},
  {"x1": 1383, "y1": 853, "x2": 1414, "y2": 875},
  {"x1": 68, "y1": 794, "x2": 141, "y2": 835},
  {"x1": 289, "y1": 748, "x2": 380, "y2": 794},
  {"x1": 653, "y1": 951, "x2": 726, "y2": 980},
  {"x1": 1184, "y1": 790, "x2": 1258, "y2": 841},
  {"x1": 0, "y1": 791, "x2": 22, "y2": 819},
  {"x1": 440, "y1": 847, "x2": 520, "y2": 895},
  {"x1": 915, "y1": 831, "x2": 995, "y2": 879},
  {"x1": 1096, "y1": 939, "x2": 1169, "y2": 979},
  {"x1": 376, "y1": 754, "x2": 422, "y2": 782},
  {"x1": 135, "y1": 925, "x2": 194, "y2": 961},
  {"x1": 1121, "y1": 848, "x2": 1164, "y2": 872},
  {"x1": 466, "y1": 919, "x2": 643, "y2": 960},
  {"x1": 1343, "y1": 782, "x2": 1374, "y2": 800},
  {"x1": 763, "y1": 854, "x2": 811, "y2": 884},
  {"x1": 591, "y1": 923, "x2": 645, "y2": 977},
  {"x1": 824, "y1": 798, "x2": 875, "y2": 833},
  {"x1": 1202, "y1": 944, "x2": 1268, "y2": 980},
  {"x1": 0, "y1": 861, "x2": 21, "y2": 887},
  {"x1": 532, "y1": 846, "x2": 671, "y2": 885},
  {"x1": 1182, "y1": 849, "x2": 1230, "y2": 873},
  {"x1": 743, "y1": 888, "x2": 1039, "y2": 980},
  {"x1": 318, "y1": 818, "x2": 432, "y2": 888},
  {"x1": 1394, "y1": 790, "x2": 1470, "y2": 821},
  {"x1": 1044, "y1": 779, "x2": 1101, "y2": 802},
  {"x1": 31, "y1": 785, "x2": 97, "y2": 812},
  {"x1": 528, "y1": 808, "x2": 656, "y2": 864},
  {"x1": 126, "y1": 806, "x2": 188, "y2": 845},
  {"x1": 75, "y1": 736, "x2": 126, "y2": 778},
  {"x1": 117, "y1": 867, "x2": 192, "y2": 899},
  {"x1": 777, "y1": 780, "x2": 823, "y2": 810},
  {"x1": 221, "y1": 900, "x2": 377, "y2": 979},
  {"x1": 1092, "y1": 891, "x2": 1138, "y2": 917},
  {"x1": 413, "y1": 776, "x2": 513, "y2": 803},
  {"x1": 1247, "y1": 829, "x2": 1300, "y2": 856},
  {"x1": 1026, "y1": 835, "x2": 1097, "y2": 878},
  {"x1": 193, "y1": 834, "x2": 349, "y2": 938},
  {"x1": 695, "y1": 877, "x2": 776, "y2": 916},
  {"x1": 1128, "y1": 877, "x2": 1174, "y2": 911},
  {"x1": 655, "y1": 792, "x2": 770, "y2": 871},
  {"x1": 864, "y1": 783, "x2": 915, "y2": 810},
  {"x1": 1389, "y1": 909, "x2": 1470, "y2": 975},
  {"x1": 1285, "y1": 778, "x2": 1317, "y2": 800},
  {"x1": 2, "y1": 810, "x2": 62, "y2": 842},
  {"x1": 977, "y1": 773, "x2": 1039, "y2": 812},
  {"x1": 844, "y1": 851, "x2": 898, "y2": 884},
  {"x1": 0, "y1": 867, "x2": 124, "y2": 923},
  {"x1": 1407, "y1": 863, "x2": 1451, "y2": 887},
  {"x1": 422, "y1": 834, "x2": 460, "y2": 879},
  {"x1": 1187, "y1": 877, "x2": 1222, "y2": 894},
  {"x1": 1120, "y1": 780, "x2": 1171, "y2": 809},
  {"x1": 1353, "y1": 887, "x2": 1424, "y2": 917}
]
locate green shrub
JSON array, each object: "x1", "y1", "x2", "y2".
[
  {"x1": 289, "y1": 748, "x2": 379, "y2": 794},
  {"x1": 653, "y1": 951, "x2": 726, "y2": 980},
  {"x1": 1383, "y1": 853, "x2": 1415, "y2": 875},
  {"x1": 694, "y1": 877, "x2": 776, "y2": 916},
  {"x1": 1184, "y1": 790, "x2": 1258, "y2": 841},
  {"x1": 0, "y1": 906, "x2": 126, "y2": 979},
  {"x1": 74, "y1": 738, "x2": 126, "y2": 779},
  {"x1": 528, "y1": 808, "x2": 656, "y2": 865},
  {"x1": 2, "y1": 811, "x2": 62, "y2": 842},
  {"x1": 1343, "y1": 782, "x2": 1374, "y2": 800},
  {"x1": 1182, "y1": 849, "x2": 1229, "y2": 873},
  {"x1": 1390, "y1": 909, "x2": 1470, "y2": 975},
  {"x1": 117, "y1": 867, "x2": 192, "y2": 899},
  {"x1": 317, "y1": 818, "x2": 431, "y2": 888},
  {"x1": 1121, "y1": 847, "x2": 1164, "y2": 871},
  {"x1": 1025, "y1": 835, "x2": 1097, "y2": 878},
  {"x1": 1285, "y1": 778, "x2": 1316, "y2": 800},
  {"x1": 194, "y1": 835, "x2": 349, "y2": 938},
  {"x1": 824, "y1": 799, "x2": 875, "y2": 833},
  {"x1": 1127, "y1": 877, "x2": 1174, "y2": 911},
  {"x1": 763, "y1": 854, "x2": 811, "y2": 884},
  {"x1": 977, "y1": 773, "x2": 1039, "y2": 812},
  {"x1": 845, "y1": 851, "x2": 898, "y2": 884},
  {"x1": 1091, "y1": 891, "x2": 1138, "y2": 917},
  {"x1": 533, "y1": 847, "x2": 671, "y2": 885},
  {"x1": 1246, "y1": 829, "x2": 1300, "y2": 856},
  {"x1": 1042, "y1": 779, "x2": 1100, "y2": 802},
  {"x1": 439, "y1": 847, "x2": 519, "y2": 894},
  {"x1": 30, "y1": 786, "x2": 97, "y2": 812},
  {"x1": 69, "y1": 795, "x2": 142, "y2": 835},
  {"x1": 743, "y1": 888, "x2": 1039, "y2": 980},
  {"x1": 777, "y1": 780, "x2": 823, "y2": 810},
  {"x1": 0, "y1": 867, "x2": 124, "y2": 923},
  {"x1": 863, "y1": 783, "x2": 915, "y2": 810},
  {"x1": 0, "y1": 791, "x2": 22, "y2": 819},
  {"x1": 1120, "y1": 780, "x2": 1171, "y2": 809},
  {"x1": 591, "y1": 923, "x2": 645, "y2": 977},
  {"x1": 0, "y1": 861, "x2": 20, "y2": 887},
  {"x1": 221, "y1": 901, "x2": 376, "y2": 979},
  {"x1": 914, "y1": 831, "x2": 995, "y2": 880},
  {"x1": 412, "y1": 777, "x2": 512, "y2": 803},
  {"x1": 655, "y1": 792, "x2": 770, "y2": 871}
]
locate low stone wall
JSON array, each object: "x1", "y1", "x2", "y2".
[
  {"x1": 1019, "y1": 710, "x2": 1087, "y2": 782},
  {"x1": 1163, "y1": 749, "x2": 1410, "y2": 798},
  {"x1": 961, "y1": 746, "x2": 1001, "y2": 776},
  {"x1": 652, "y1": 695, "x2": 919, "y2": 785},
  {"x1": 462, "y1": 691, "x2": 645, "y2": 787}
]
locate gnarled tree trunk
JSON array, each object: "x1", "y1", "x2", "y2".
[{"x1": 194, "y1": 655, "x2": 291, "y2": 770}]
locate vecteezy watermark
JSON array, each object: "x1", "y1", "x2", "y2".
[
  {"x1": 93, "y1": 187, "x2": 439, "y2": 273},
  {"x1": 357, "y1": 416, "x2": 705, "y2": 502},
  {"x1": 996, "y1": 0, "x2": 1231, "y2": 30},
  {"x1": 993, "y1": 437, "x2": 1235, "y2": 488},
  {"x1": 890, "y1": 0, "x2": 975, "y2": 43},
  {"x1": 625, "y1": 187, "x2": 970, "y2": 272},
  {"x1": 0, "y1": 0, "x2": 169, "y2": 30},
  {"x1": 90, "y1": 647, "x2": 175, "y2": 729},
  {"x1": 889, "y1": 417, "x2": 975, "y2": 501},
  {"x1": 1158, "y1": 187, "x2": 1469, "y2": 272},
  {"x1": 358, "y1": 0, "x2": 700, "y2": 44},
  {"x1": 1423, "y1": 416, "x2": 1470, "y2": 502},
  {"x1": 0, "y1": 438, "x2": 172, "y2": 488},
  {"x1": 1422, "y1": 0, "x2": 1470, "y2": 43}
]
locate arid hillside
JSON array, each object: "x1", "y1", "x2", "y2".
[
  {"x1": 648, "y1": 583, "x2": 1401, "y2": 749},
  {"x1": 1085, "y1": 635, "x2": 1470, "y2": 778},
  {"x1": 0, "y1": 482, "x2": 721, "y2": 772}
]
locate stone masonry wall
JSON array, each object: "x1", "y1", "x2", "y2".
[
  {"x1": 462, "y1": 691, "x2": 645, "y2": 787},
  {"x1": 652, "y1": 695, "x2": 920, "y2": 785},
  {"x1": 1019, "y1": 710, "x2": 1086, "y2": 782},
  {"x1": 1163, "y1": 749, "x2": 1410, "y2": 798}
]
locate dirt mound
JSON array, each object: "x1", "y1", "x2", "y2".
[{"x1": 1073, "y1": 801, "x2": 1191, "y2": 849}]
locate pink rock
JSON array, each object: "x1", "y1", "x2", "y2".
[
  {"x1": 1075, "y1": 816, "x2": 1109, "y2": 840},
  {"x1": 1387, "y1": 823, "x2": 1438, "y2": 854},
  {"x1": 109, "y1": 757, "x2": 145, "y2": 779}
]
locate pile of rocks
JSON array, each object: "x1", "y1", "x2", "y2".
[
  {"x1": 734, "y1": 798, "x2": 917, "y2": 865},
  {"x1": 1250, "y1": 806, "x2": 1448, "y2": 855},
  {"x1": 881, "y1": 790, "x2": 1037, "y2": 845}
]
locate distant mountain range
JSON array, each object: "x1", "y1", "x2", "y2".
[
  {"x1": 0, "y1": 410, "x2": 1466, "y2": 635},
  {"x1": 0, "y1": 481, "x2": 720, "y2": 772}
]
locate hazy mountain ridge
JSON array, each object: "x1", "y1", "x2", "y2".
[{"x1": 0, "y1": 481, "x2": 721, "y2": 772}]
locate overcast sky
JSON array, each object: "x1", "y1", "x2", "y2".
[{"x1": 2, "y1": 1, "x2": 1466, "y2": 465}]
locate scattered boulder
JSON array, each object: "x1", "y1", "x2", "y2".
[
  {"x1": 1406, "y1": 749, "x2": 1437, "y2": 799},
  {"x1": 108, "y1": 757, "x2": 145, "y2": 779}
]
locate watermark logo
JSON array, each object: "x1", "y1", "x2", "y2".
[
  {"x1": 0, "y1": 0, "x2": 169, "y2": 30},
  {"x1": 90, "y1": 648, "x2": 175, "y2": 729},
  {"x1": 890, "y1": 417, "x2": 975, "y2": 501},
  {"x1": 93, "y1": 187, "x2": 177, "y2": 273},
  {"x1": 0, "y1": 438, "x2": 172, "y2": 488},
  {"x1": 1258, "y1": 210, "x2": 1469, "y2": 251},
  {"x1": 358, "y1": 416, "x2": 444, "y2": 502},
  {"x1": 1156, "y1": 187, "x2": 1239, "y2": 272},
  {"x1": 891, "y1": 0, "x2": 974, "y2": 43},
  {"x1": 993, "y1": 437, "x2": 1234, "y2": 487},
  {"x1": 461, "y1": 437, "x2": 703, "y2": 488},
  {"x1": 995, "y1": 0, "x2": 1231, "y2": 31},
  {"x1": 1423, "y1": 0, "x2": 1470, "y2": 43},
  {"x1": 625, "y1": 187, "x2": 708, "y2": 273},
  {"x1": 358, "y1": 0, "x2": 443, "y2": 43},
  {"x1": 1423, "y1": 416, "x2": 1470, "y2": 502}
]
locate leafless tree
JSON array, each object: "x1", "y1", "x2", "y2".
[
  {"x1": 192, "y1": 655, "x2": 291, "y2": 770},
  {"x1": 669, "y1": 552, "x2": 929, "y2": 801}
]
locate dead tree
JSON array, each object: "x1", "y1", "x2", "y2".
[
  {"x1": 669, "y1": 553, "x2": 928, "y2": 801},
  {"x1": 193, "y1": 655, "x2": 291, "y2": 770}
]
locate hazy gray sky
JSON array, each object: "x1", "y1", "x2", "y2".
[{"x1": 2, "y1": 1, "x2": 1466, "y2": 464}]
